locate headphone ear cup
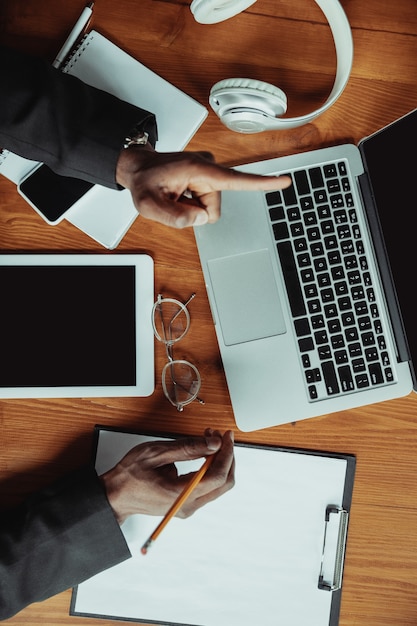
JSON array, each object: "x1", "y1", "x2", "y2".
[
  {"x1": 190, "y1": 0, "x2": 257, "y2": 24},
  {"x1": 209, "y1": 78, "x2": 288, "y2": 133}
]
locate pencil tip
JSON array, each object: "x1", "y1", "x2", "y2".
[{"x1": 141, "y1": 539, "x2": 152, "y2": 555}]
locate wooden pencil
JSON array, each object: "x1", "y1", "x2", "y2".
[{"x1": 141, "y1": 454, "x2": 215, "y2": 554}]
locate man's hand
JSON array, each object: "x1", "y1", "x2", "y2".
[
  {"x1": 116, "y1": 146, "x2": 292, "y2": 229},
  {"x1": 100, "y1": 429, "x2": 235, "y2": 524}
]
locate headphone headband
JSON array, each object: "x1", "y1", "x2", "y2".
[{"x1": 190, "y1": 0, "x2": 353, "y2": 132}]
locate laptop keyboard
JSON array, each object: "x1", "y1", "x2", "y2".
[{"x1": 266, "y1": 160, "x2": 395, "y2": 402}]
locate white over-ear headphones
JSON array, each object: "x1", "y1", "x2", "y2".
[{"x1": 190, "y1": 0, "x2": 353, "y2": 133}]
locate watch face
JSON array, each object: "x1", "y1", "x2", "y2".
[{"x1": 124, "y1": 130, "x2": 149, "y2": 149}]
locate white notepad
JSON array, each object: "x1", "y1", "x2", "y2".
[
  {"x1": 0, "y1": 31, "x2": 208, "y2": 248},
  {"x1": 71, "y1": 427, "x2": 355, "y2": 626}
]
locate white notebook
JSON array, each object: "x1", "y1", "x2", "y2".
[{"x1": 0, "y1": 31, "x2": 208, "y2": 248}]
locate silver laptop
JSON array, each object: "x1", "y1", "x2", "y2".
[{"x1": 194, "y1": 108, "x2": 417, "y2": 431}]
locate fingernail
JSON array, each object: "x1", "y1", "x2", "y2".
[
  {"x1": 206, "y1": 435, "x2": 222, "y2": 450},
  {"x1": 193, "y1": 211, "x2": 208, "y2": 226}
]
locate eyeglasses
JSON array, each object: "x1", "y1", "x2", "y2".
[{"x1": 152, "y1": 293, "x2": 204, "y2": 412}]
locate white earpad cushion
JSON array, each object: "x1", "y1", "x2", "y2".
[
  {"x1": 210, "y1": 78, "x2": 288, "y2": 116},
  {"x1": 191, "y1": 0, "x2": 257, "y2": 24}
]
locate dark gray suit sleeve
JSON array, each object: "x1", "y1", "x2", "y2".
[
  {"x1": 0, "y1": 45, "x2": 158, "y2": 188},
  {"x1": 0, "y1": 465, "x2": 131, "y2": 620}
]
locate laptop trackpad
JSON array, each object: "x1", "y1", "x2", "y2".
[{"x1": 207, "y1": 250, "x2": 287, "y2": 346}]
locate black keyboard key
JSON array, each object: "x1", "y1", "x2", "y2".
[
  {"x1": 294, "y1": 238, "x2": 308, "y2": 252},
  {"x1": 309, "y1": 167, "x2": 324, "y2": 188},
  {"x1": 356, "y1": 373, "x2": 370, "y2": 388},
  {"x1": 318, "y1": 204, "x2": 331, "y2": 219},
  {"x1": 322, "y1": 361, "x2": 340, "y2": 395},
  {"x1": 323, "y1": 164, "x2": 338, "y2": 178},
  {"x1": 314, "y1": 330, "x2": 328, "y2": 345},
  {"x1": 331, "y1": 334, "x2": 345, "y2": 349},
  {"x1": 327, "y1": 251, "x2": 341, "y2": 265},
  {"x1": 314, "y1": 190, "x2": 328, "y2": 204},
  {"x1": 330, "y1": 194, "x2": 344, "y2": 209},
  {"x1": 338, "y1": 161, "x2": 347, "y2": 175},
  {"x1": 352, "y1": 358, "x2": 366, "y2": 372},
  {"x1": 349, "y1": 343, "x2": 362, "y2": 357},
  {"x1": 328, "y1": 319, "x2": 341, "y2": 333},
  {"x1": 294, "y1": 318, "x2": 310, "y2": 336},
  {"x1": 338, "y1": 296, "x2": 352, "y2": 311},
  {"x1": 311, "y1": 315, "x2": 325, "y2": 329},
  {"x1": 354, "y1": 301, "x2": 368, "y2": 315},
  {"x1": 299, "y1": 337, "x2": 314, "y2": 352},
  {"x1": 381, "y1": 352, "x2": 390, "y2": 366},
  {"x1": 345, "y1": 328, "x2": 359, "y2": 342},
  {"x1": 302, "y1": 354, "x2": 311, "y2": 368},
  {"x1": 326, "y1": 179, "x2": 341, "y2": 193},
  {"x1": 324, "y1": 304, "x2": 338, "y2": 318},
  {"x1": 282, "y1": 183, "x2": 297, "y2": 206},
  {"x1": 308, "y1": 300, "x2": 322, "y2": 314},
  {"x1": 266, "y1": 190, "x2": 282, "y2": 206},
  {"x1": 291, "y1": 223, "x2": 304, "y2": 237},
  {"x1": 276, "y1": 241, "x2": 306, "y2": 317},
  {"x1": 358, "y1": 316, "x2": 372, "y2": 331},
  {"x1": 304, "y1": 212, "x2": 317, "y2": 226},
  {"x1": 297, "y1": 252, "x2": 311, "y2": 267},
  {"x1": 341, "y1": 177, "x2": 350, "y2": 191},
  {"x1": 369, "y1": 363, "x2": 384, "y2": 385},
  {"x1": 310, "y1": 242, "x2": 324, "y2": 257},
  {"x1": 304, "y1": 284, "x2": 318, "y2": 298},
  {"x1": 335, "y1": 350, "x2": 348, "y2": 364},
  {"x1": 341, "y1": 312, "x2": 355, "y2": 326},
  {"x1": 324, "y1": 235, "x2": 338, "y2": 250},
  {"x1": 382, "y1": 367, "x2": 392, "y2": 385},
  {"x1": 294, "y1": 170, "x2": 310, "y2": 195},
  {"x1": 365, "y1": 347, "x2": 379, "y2": 361},
  {"x1": 318, "y1": 274, "x2": 331, "y2": 288},
  {"x1": 339, "y1": 365, "x2": 354, "y2": 391},
  {"x1": 334, "y1": 280, "x2": 348, "y2": 296},
  {"x1": 287, "y1": 207, "x2": 301, "y2": 220},
  {"x1": 314, "y1": 258, "x2": 327, "y2": 273},
  {"x1": 300, "y1": 268, "x2": 314, "y2": 282},
  {"x1": 300, "y1": 197, "x2": 314, "y2": 211},
  {"x1": 334, "y1": 209, "x2": 347, "y2": 224},
  {"x1": 321, "y1": 220, "x2": 334, "y2": 234},
  {"x1": 269, "y1": 206, "x2": 285, "y2": 221},
  {"x1": 318, "y1": 345, "x2": 332, "y2": 360},
  {"x1": 273, "y1": 222, "x2": 289, "y2": 241},
  {"x1": 351, "y1": 286, "x2": 364, "y2": 300},
  {"x1": 362, "y1": 331, "x2": 375, "y2": 346}
]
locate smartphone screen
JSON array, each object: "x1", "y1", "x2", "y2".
[{"x1": 18, "y1": 164, "x2": 94, "y2": 224}]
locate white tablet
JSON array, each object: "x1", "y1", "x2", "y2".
[{"x1": 0, "y1": 254, "x2": 154, "y2": 398}]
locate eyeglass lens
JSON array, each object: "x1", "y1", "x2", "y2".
[{"x1": 153, "y1": 298, "x2": 190, "y2": 344}]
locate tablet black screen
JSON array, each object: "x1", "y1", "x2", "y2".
[{"x1": 0, "y1": 265, "x2": 136, "y2": 387}]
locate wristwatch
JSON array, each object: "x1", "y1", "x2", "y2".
[{"x1": 123, "y1": 129, "x2": 149, "y2": 149}]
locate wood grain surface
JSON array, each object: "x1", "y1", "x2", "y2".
[{"x1": 1, "y1": 0, "x2": 417, "y2": 624}]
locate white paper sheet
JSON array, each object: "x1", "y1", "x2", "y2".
[{"x1": 72, "y1": 429, "x2": 351, "y2": 626}]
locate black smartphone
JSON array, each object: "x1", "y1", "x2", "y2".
[{"x1": 18, "y1": 164, "x2": 94, "y2": 224}]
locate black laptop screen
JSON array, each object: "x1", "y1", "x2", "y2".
[
  {"x1": 360, "y1": 108, "x2": 417, "y2": 368},
  {"x1": 0, "y1": 265, "x2": 136, "y2": 387}
]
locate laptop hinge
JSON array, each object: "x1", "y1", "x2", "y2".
[{"x1": 358, "y1": 172, "x2": 415, "y2": 382}]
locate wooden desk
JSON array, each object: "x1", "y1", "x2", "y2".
[{"x1": 1, "y1": 0, "x2": 417, "y2": 624}]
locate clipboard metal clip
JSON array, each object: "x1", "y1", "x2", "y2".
[{"x1": 318, "y1": 505, "x2": 349, "y2": 592}]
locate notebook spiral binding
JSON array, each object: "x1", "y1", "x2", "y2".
[{"x1": 60, "y1": 32, "x2": 93, "y2": 74}]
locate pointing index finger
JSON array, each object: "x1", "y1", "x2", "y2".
[{"x1": 217, "y1": 168, "x2": 292, "y2": 192}]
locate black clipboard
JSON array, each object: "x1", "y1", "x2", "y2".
[{"x1": 70, "y1": 425, "x2": 355, "y2": 626}]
